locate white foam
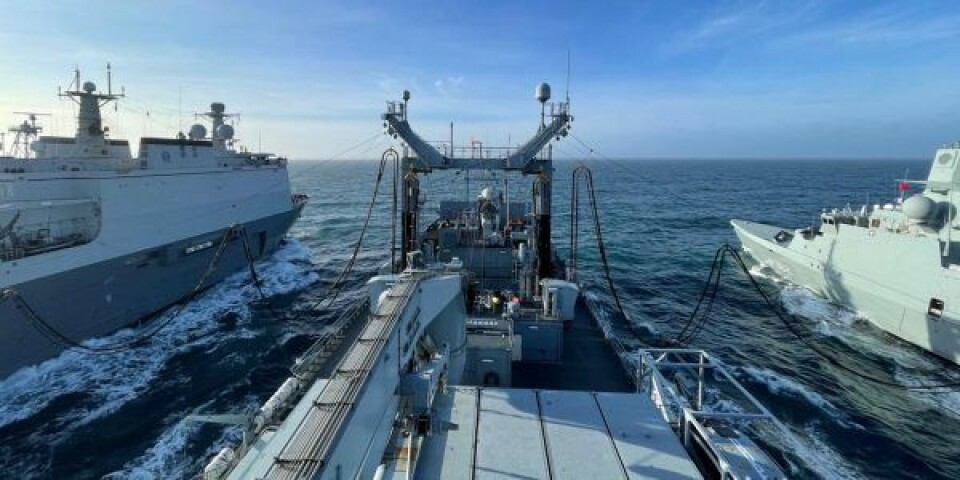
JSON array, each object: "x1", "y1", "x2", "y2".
[
  {"x1": 748, "y1": 264, "x2": 789, "y2": 285},
  {"x1": 770, "y1": 424, "x2": 864, "y2": 479},
  {"x1": 738, "y1": 366, "x2": 834, "y2": 409},
  {"x1": 106, "y1": 414, "x2": 206, "y2": 480},
  {"x1": 0, "y1": 241, "x2": 318, "y2": 458},
  {"x1": 705, "y1": 397, "x2": 746, "y2": 415},
  {"x1": 755, "y1": 274, "x2": 960, "y2": 422},
  {"x1": 103, "y1": 397, "x2": 255, "y2": 480},
  {"x1": 644, "y1": 364, "x2": 860, "y2": 478},
  {"x1": 746, "y1": 262, "x2": 865, "y2": 336},
  {"x1": 893, "y1": 367, "x2": 960, "y2": 418},
  {"x1": 735, "y1": 365, "x2": 863, "y2": 430},
  {"x1": 779, "y1": 286, "x2": 860, "y2": 336}
]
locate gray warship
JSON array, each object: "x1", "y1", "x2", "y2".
[
  {"x1": 192, "y1": 85, "x2": 792, "y2": 479},
  {"x1": 0, "y1": 68, "x2": 306, "y2": 379},
  {"x1": 732, "y1": 147, "x2": 960, "y2": 365}
]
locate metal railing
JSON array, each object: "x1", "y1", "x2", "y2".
[
  {"x1": 291, "y1": 299, "x2": 370, "y2": 380},
  {"x1": 636, "y1": 348, "x2": 787, "y2": 479},
  {"x1": 426, "y1": 142, "x2": 518, "y2": 160}
]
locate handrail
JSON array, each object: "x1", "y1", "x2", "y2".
[
  {"x1": 291, "y1": 299, "x2": 370, "y2": 380},
  {"x1": 637, "y1": 348, "x2": 788, "y2": 479}
]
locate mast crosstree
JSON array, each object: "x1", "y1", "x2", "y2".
[{"x1": 382, "y1": 84, "x2": 572, "y2": 280}]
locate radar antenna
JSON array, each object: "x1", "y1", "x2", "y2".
[
  {"x1": 59, "y1": 64, "x2": 125, "y2": 109},
  {"x1": 57, "y1": 64, "x2": 125, "y2": 144},
  {"x1": 6, "y1": 112, "x2": 50, "y2": 158},
  {"x1": 196, "y1": 102, "x2": 240, "y2": 150}
]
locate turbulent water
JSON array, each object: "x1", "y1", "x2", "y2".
[{"x1": 2, "y1": 157, "x2": 959, "y2": 479}]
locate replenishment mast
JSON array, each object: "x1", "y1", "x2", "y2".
[{"x1": 197, "y1": 84, "x2": 790, "y2": 479}]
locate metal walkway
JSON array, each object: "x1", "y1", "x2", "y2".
[{"x1": 260, "y1": 275, "x2": 420, "y2": 479}]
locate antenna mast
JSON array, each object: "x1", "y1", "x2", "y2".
[
  {"x1": 7, "y1": 112, "x2": 50, "y2": 159},
  {"x1": 57, "y1": 64, "x2": 125, "y2": 156}
]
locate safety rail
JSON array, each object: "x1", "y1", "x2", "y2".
[
  {"x1": 291, "y1": 299, "x2": 370, "y2": 381},
  {"x1": 637, "y1": 349, "x2": 779, "y2": 424},
  {"x1": 426, "y1": 142, "x2": 518, "y2": 160},
  {"x1": 637, "y1": 349, "x2": 788, "y2": 479}
]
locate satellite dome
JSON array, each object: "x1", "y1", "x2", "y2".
[
  {"x1": 903, "y1": 195, "x2": 937, "y2": 221},
  {"x1": 210, "y1": 102, "x2": 226, "y2": 114},
  {"x1": 188, "y1": 123, "x2": 207, "y2": 140},
  {"x1": 216, "y1": 124, "x2": 235, "y2": 140},
  {"x1": 536, "y1": 82, "x2": 551, "y2": 103},
  {"x1": 83, "y1": 81, "x2": 96, "y2": 93}
]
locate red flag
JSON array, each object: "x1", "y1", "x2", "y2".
[{"x1": 898, "y1": 182, "x2": 910, "y2": 191}]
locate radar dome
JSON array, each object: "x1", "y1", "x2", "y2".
[
  {"x1": 83, "y1": 81, "x2": 96, "y2": 93},
  {"x1": 536, "y1": 82, "x2": 551, "y2": 103},
  {"x1": 188, "y1": 123, "x2": 207, "y2": 140},
  {"x1": 216, "y1": 124, "x2": 235, "y2": 140},
  {"x1": 903, "y1": 195, "x2": 937, "y2": 221},
  {"x1": 210, "y1": 102, "x2": 226, "y2": 114}
]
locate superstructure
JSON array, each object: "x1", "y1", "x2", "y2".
[{"x1": 0, "y1": 67, "x2": 307, "y2": 378}]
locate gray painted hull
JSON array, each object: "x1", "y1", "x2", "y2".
[
  {"x1": 0, "y1": 205, "x2": 304, "y2": 379},
  {"x1": 731, "y1": 219, "x2": 960, "y2": 365}
]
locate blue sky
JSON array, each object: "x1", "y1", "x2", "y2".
[{"x1": 3, "y1": 0, "x2": 960, "y2": 159}]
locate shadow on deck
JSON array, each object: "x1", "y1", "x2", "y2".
[{"x1": 511, "y1": 301, "x2": 635, "y2": 392}]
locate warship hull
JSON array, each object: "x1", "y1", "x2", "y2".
[
  {"x1": 732, "y1": 219, "x2": 960, "y2": 365},
  {"x1": 0, "y1": 205, "x2": 303, "y2": 379}
]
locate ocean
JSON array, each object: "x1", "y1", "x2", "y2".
[{"x1": 1, "y1": 157, "x2": 959, "y2": 479}]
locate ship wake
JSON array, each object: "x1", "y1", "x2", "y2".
[
  {"x1": 758, "y1": 267, "x2": 960, "y2": 418},
  {"x1": 0, "y1": 240, "x2": 318, "y2": 476},
  {"x1": 734, "y1": 365, "x2": 864, "y2": 431},
  {"x1": 102, "y1": 396, "x2": 258, "y2": 480},
  {"x1": 779, "y1": 286, "x2": 863, "y2": 336}
]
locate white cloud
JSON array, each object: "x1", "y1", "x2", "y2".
[{"x1": 434, "y1": 76, "x2": 465, "y2": 97}]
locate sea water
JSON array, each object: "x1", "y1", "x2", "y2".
[{"x1": 1, "y1": 157, "x2": 958, "y2": 479}]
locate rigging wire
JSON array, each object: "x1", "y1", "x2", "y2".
[
  {"x1": 321, "y1": 132, "x2": 388, "y2": 161},
  {"x1": 568, "y1": 164, "x2": 638, "y2": 336},
  {"x1": 556, "y1": 138, "x2": 960, "y2": 393},
  {"x1": 670, "y1": 246, "x2": 727, "y2": 345},
  {"x1": 568, "y1": 164, "x2": 579, "y2": 280},
  {"x1": 677, "y1": 243, "x2": 960, "y2": 391},
  {"x1": 566, "y1": 133, "x2": 639, "y2": 178},
  {"x1": 307, "y1": 148, "x2": 399, "y2": 311},
  {"x1": 726, "y1": 244, "x2": 960, "y2": 391},
  {"x1": 1, "y1": 225, "x2": 266, "y2": 354},
  {"x1": 390, "y1": 148, "x2": 399, "y2": 273}
]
